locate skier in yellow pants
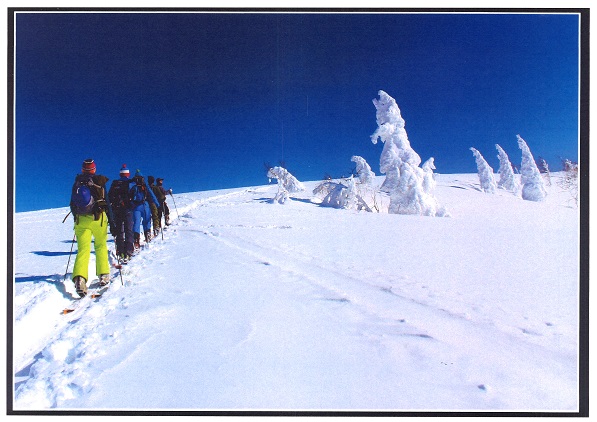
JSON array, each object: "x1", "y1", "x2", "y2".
[
  {"x1": 70, "y1": 159, "x2": 111, "y2": 297},
  {"x1": 72, "y1": 213, "x2": 111, "y2": 293}
]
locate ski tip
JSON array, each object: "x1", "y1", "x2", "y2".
[{"x1": 63, "y1": 309, "x2": 75, "y2": 315}]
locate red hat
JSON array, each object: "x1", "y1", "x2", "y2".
[{"x1": 82, "y1": 159, "x2": 96, "y2": 174}]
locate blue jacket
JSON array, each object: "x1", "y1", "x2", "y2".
[
  {"x1": 131, "y1": 171, "x2": 159, "y2": 207},
  {"x1": 130, "y1": 181, "x2": 159, "y2": 208}
]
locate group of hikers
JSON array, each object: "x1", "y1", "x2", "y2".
[{"x1": 68, "y1": 158, "x2": 173, "y2": 297}]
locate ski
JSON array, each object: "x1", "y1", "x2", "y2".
[
  {"x1": 62, "y1": 279, "x2": 111, "y2": 314},
  {"x1": 62, "y1": 294, "x2": 90, "y2": 315},
  {"x1": 88, "y1": 282, "x2": 110, "y2": 299}
]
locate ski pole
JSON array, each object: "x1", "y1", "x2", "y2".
[
  {"x1": 161, "y1": 202, "x2": 165, "y2": 241},
  {"x1": 62, "y1": 211, "x2": 72, "y2": 223},
  {"x1": 63, "y1": 232, "x2": 76, "y2": 282},
  {"x1": 169, "y1": 192, "x2": 179, "y2": 219},
  {"x1": 116, "y1": 256, "x2": 124, "y2": 286}
]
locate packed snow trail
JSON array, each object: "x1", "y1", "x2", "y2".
[{"x1": 12, "y1": 175, "x2": 580, "y2": 411}]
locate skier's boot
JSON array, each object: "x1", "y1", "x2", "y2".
[
  {"x1": 99, "y1": 273, "x2": 110, "y2": 287},
  {"x1": 144, "y1": 230, "x2": 152, "y2": 243},
  {"x1": 134, "y1": 233, "x2": 141, "y2": 251},
  {"x1": 165, "y1": 215, "x2": 170, "y2": 226},
  {"x1": 73, "y1": 276, "x2": 87, "y2": 297}
]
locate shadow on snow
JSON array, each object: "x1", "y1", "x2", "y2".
[{"x1": 15, "y1": 274, "x2": 73, "y2": 300}]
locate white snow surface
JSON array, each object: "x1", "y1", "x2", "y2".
[{"x1": 12, "y1": 173, "x2": 580, "y2": 412}]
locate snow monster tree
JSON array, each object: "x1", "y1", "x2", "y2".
[
  {"x1": 495, "y1": 144, "x2": 521, "y2": 195},
  {"x1": 517, "y1": 135, "x2": 547, "y2": 202},
  {"x1": 470, "y1": 147, "x2": 497, "y2": 194},
  {"x1": 267, "y1": 166, "x2": 306, "y2": 204},
  {"x1": 370, "y1": 90, "x2": 448, "y2": 217}
]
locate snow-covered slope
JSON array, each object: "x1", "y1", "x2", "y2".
[{"x1": 11, "y1": 173, "x2": 580, "y2": 412}]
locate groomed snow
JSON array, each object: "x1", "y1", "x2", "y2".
[{"x1": 12, "y1": 173, "x2": 580, "y2": 412}]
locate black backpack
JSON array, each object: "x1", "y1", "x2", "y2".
[
  {"x1": 109, "y1": 179, "x2": 131, "y2": 211},
  {"x1": 71, "y1": 174, "x2": 105, "y2": 216},
  {"x1": 130, "y1": 175, "x2": 148, "y2": 205}
]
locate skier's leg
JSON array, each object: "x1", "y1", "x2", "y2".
[
  {"x1": 124, "y1": 210, "x2": 135, "y2": 257},
  {"x1": 115, "y1": 214, "x2": 125, "y2": 256},
  {"x1": 164, "y1": 202, "x2": 170, "y2": 225},
  {"x1": 133, "y1": 207, "x2": 142, "y2": 235},
  {"x1": 92, "y1": 212, "x2": 110, "y2": 277},
  {"x1": 72, "y1": 216, "x2": 92, "y2": 282},
  {"x1": 142, "y1": 203, "x2": 152, "y2": 233}
]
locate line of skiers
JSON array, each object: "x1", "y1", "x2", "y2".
[{"x1": 69, "y1": 158, "x2": 173, "y2": 297}]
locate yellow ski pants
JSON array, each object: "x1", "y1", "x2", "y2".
[{"x1": 72, "y1": 212, "x2": 110, "y2": 282}]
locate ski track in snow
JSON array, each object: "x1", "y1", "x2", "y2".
[{"x1": 12, "y1": 175, "x2": 580, "y2": 411}]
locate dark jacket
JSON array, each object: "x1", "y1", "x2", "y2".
[
  {"x1": 150, "y1": 183, "x2": 166, "y2": 203},
  {"x1": 109, "y1": 176, "x2": 137, "y2": 212}
]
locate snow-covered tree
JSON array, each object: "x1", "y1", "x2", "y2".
[
  {"x1": 421, "y1": 157, "x2": 435, "y2": 172},
  {"x1": 370, "y1": 91, "x2": 447, "y2": 217},
  {"x1": 421, "y1": 157, "x2": 437, "y2": 194},
  {"x1": 538, "y1": 158, "x2": 552, "y2": 186},
  {"x1": 313, "y1": 177, "x2": 372, "y2": 212},
  {"x1": 371, "y1": 90, "x2": 421, "y2": 192},
  {"x1": 351, "y1": 155, "x2": 375, "y2": 185},
  {"x1": 470, "y1": 148, "x2": 497, "y2": 194},
  {"x1": 267, "y1": 166, "x2": 305, "y2": 204},
  {"x1": 495, "y1": 144, "x2": 520, "y2": 194},
  {"x1": 517, "y1": 135, "x2": 547, "y2": 201},
  {"x1": 558, "y1": 159, "x2": 578, "y2": 207},
  {"x1": 388, "y1": 162, "x2": 449, "y2": 216}
]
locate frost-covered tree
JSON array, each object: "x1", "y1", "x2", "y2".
[
  {"x1": 313, "y1": 176, "x2": 372, "y2": 212},
  {"x1": 388, "y1": 162, "x2": 449, "y2": 216},
  {"x1": 558, "y1": 159, "x2": 578, "y2": 207},
  {"x1": 371, "y1": 90, "x2": 421, "y2": 192},
  {"x1": 370, "y1": 91, "x2": 447, "y2": 216},
  {"x1": 421, "y1": 157, "x2": 437, "y2": 194},
  {"x1": 351, "y1": 156, "x2": 375, "y2": 185},
  {"x1": 470, "y1": 148, "x2": 497, "y2": 193},
  {"x1": 421, "y1": 157, "x2": 435, "y2": 172},
  {"x1": 538, "y1": 158, "x2": 552, "y2": 186},
  {"x1": 267, "y1": 166, "x2": 305, "y2": 204},
  {"x1": 495, "y1": 144, "x2": 520, "y2": 194},
  {"x1": 517, "y1": 135, "x2": 547, "y2": 201}
]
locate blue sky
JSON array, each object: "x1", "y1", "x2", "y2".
[{"x1": 13, "y1": 11, "x2": 581, "y2": 212}]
